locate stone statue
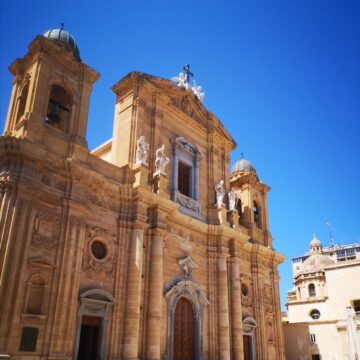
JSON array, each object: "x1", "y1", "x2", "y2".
[
  {"x1": 171, "y1": 72, "x2": 187, "y2": 88},
  {"x1": 215, "y1": 180, "x2": 225, "y2": 208},
  {"x1": 228, "y1": 188, "x2": 237, "y2": 212},
  {"x1": 192, "y1": 81, "x2": 205, "y2": 102},
  {"x1": 154, "y1": 145, "x2": 170, "y2": 175},
  {"x1": 135, "y1": 135, "x2": 149, "y2": 165}
]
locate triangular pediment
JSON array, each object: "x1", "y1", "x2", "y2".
[{"x1": 112, "y1": 72, "x2": 236, "y2": 148}]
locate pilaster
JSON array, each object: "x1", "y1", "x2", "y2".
[
  {"x1": 122, "y1": 221, "x2": 146, "y2": 360},
  {"x1": 229, "y1": 256, "x2": 244, "y2": 359},
  {"x1": 145, "y1": 228, "x2": 164, "y2": 360},
  {"x1": 217, "y1": 255, "x2": 231, "y2": 360}
]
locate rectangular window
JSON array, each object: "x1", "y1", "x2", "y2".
[
  {"x1": 178, "y1": 162, "x2": 191, "y2": 197},
  {"x1": 19, "y1": 327, "x2": 38, "y2": 352},
  {"x1": 310, "y1": 333, "x2": 316, "y2": 343},
  {"x1": 312, "y1": 355, "x2": 320, "y2": 360},
  {"x1": 354, "y1": 300, "x2": 360, "y2": 315}
]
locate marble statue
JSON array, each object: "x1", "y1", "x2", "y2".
[
  {"x1": 228, "y1": 188, "x2": 237, "y2": 212},
  {"x1": 215, "y1": 180, "x2": 225, "y2": 208},
  {"x1": 192, "y1": 81, "x2": 205, "y2": 102},
  {"x1": 171, "y1": 72, "x2": 187, "y2": 88},
  {"x1": 155, "y1": 145, "x2": 170, "y2": 175},
  {"x1": 135, "y1": 135, "x2": 149, "y2": 165}
]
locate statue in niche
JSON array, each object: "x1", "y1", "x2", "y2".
[
  {"x1": 154, "y1": 145, "x2": 170, "y2": 175},
  {"x1": 228, "y1": 188, "x2": 238, "y2": 212},
  {"x1": 135, "y1": 135, "x2": 149, "y2": 165},
  {"x1": 215, "y1": 180, "x2": 225, "y2": 208}
]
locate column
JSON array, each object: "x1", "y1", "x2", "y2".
[
  {"x1": 171, "y1": 146, "x2": 178, "y2": 195},
  {"x1": 146, "y1": 229, "x2": 164, "y2": 360},
  {"x1": 251, "y1": 263, "x2": 267, "y2": 360},
  {"x1": 122, "y1": 222, "x2": 145, "y2": 359},
  {"x1": 217, "y1": 256, "x2": 231, "y2": 360},
  {"x1": 271, "y1": 268, "x2": 286, "y2": 360},
  {"x1": 229, "y1": 257, "x2": 243, "y2": 359}
]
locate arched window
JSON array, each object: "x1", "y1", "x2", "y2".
[
  {"x1": 237, "y1": 198, "x2": 243, "y2": 222},
  {"x1": 26, "y1": 275, "x2": 45, "y2": 315},
  {"x1": 16, "y1": 82, "x2": 29, "y2": 123},
  {"x1": 253, "y1": 201, "x2": 261, "y2": 228},
  {"x1": 45, "y1": 85, "x2": 72, "y2": 132},
  {"x1": 308, "y1": 283, "x2": 316, "y2": 297}
]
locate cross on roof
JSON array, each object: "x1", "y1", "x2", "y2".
[{"x1": 183, "y1": 64, "x2": 193, "y2": 83}]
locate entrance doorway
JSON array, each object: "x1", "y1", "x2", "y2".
[
  {"x1": 243, "y1": 335, "x2": 253, "y2": 360},
  {"x1": 173, "y1": 297, "x2": 195, "y2": 360},
  {"x1": 77, "y1": 316, "x2": 101, "y2": 360}
]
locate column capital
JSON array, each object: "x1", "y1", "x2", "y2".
[{"x1": 131, "y1": 220, "x2": 147, "y2": 230}]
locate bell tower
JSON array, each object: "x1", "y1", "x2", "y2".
[
  {"x1": 4, "y1": 26, "x2": 99, "y2": 149},
  {"x1": 229, "y1": 157, "x2": 272, "y2": 247}
]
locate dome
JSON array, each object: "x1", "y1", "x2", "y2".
[
  {"x1": 43, "y1": 27, "x2": 80, "y2": 61},
  {"x1": 301, "y1": 254, "x2": 334, "y2": 274},
  {"x1": 231, "y1": 158, "x2": 256, "y2": 173}
]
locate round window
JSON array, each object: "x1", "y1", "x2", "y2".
[
  {"x1": 241, "y1": 283, "x2": 249, "y2": 296},
  {"x1": 91, "y1": 241, "x2": 107, "y2": 260},
  {"x1": 310, "y1": 309, "x2": 321, "y2": 320}
]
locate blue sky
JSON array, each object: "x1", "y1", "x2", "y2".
[{"x1": 1, "y1": 0, "x2": 360, "y2": 309}]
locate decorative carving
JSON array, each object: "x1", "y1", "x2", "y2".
[
  {"x1": 135, "y1": 135, "x2": 149, "y2": 166},
  {"x1": 175, "y1": 192, "x2": 200, "y2": 213},
  {"x1": 164, "y1": 256, "x2": 198, "y2": 292},
  {"x1": 266, "y1": 315, "x2": 275, "y2": 343},
  {"x1": 32, "y1": 214, "x2": 60, "y2": 250},
  {"x1": 263, "y1": 284, "x2": 274, "y2": 313},
  {"x1": 168, "y1": 95, "x2": 207, "y2": 128},
  {"x1": 215, "y1": 180, "x2": 225, "y2": 208},
  {"x1": 82, "y1": 226, "x2": 117, "y2": 277},
  {"x1": 154, "y1": 144, "x2": 170, "y2": 175},
  {"x1": 240, "y1": 274, "x2": 253, "y2": 308}
]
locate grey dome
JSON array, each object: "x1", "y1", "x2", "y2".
[
  {"x1": 43, "y1": 28, "x2": 80, "y2": 60},
  {"x1": 231, "y1": 159, "x2": 256, "y2": 173},
  {"x1": 301, "y1": 254, "x2": 334, "y2": 274}
]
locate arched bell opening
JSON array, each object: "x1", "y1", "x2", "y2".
[
  {"x1": 16, "y1": 82, "x2": 29, "y2": 124},
  {"x1": 45, "y1": 85, "x2": 72, "y2": 132},
  {"x1": 253, "y1": 201, "x2": 261, "y2": 229}
]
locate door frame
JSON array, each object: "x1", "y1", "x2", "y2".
[
  {"x1": 164, "y1": 280, "x2": 209, "y2": 360},
  {"x1": 73, "y1": 289, "x2": 115, "y2": 360}
]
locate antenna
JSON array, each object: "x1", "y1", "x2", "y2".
[{"x1": 326, "y1": 222, "x2": 334, "y2": 247}]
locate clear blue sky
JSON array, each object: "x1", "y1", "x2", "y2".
[{"x1": 1, "y1": 0, "x2": 360, "y2": 309}]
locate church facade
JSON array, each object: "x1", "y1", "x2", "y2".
[{"x1": 0, "y1": 28, "x2": 285, "y2": 360}]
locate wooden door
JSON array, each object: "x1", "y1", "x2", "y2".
[{"x1": 173, "y1": 297, "x2": 195, "y2": 360}]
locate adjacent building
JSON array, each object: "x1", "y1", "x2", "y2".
[{"x1": 284, "y1": 235, "x2": 360, "y2": 360}]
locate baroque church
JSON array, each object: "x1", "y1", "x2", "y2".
[{"x1": 0, "y1": 27, "x2": 285, "y2": 360}]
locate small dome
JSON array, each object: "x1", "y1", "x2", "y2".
[
  {"x1": 301, "y1": 254, "x2": 334, "y2": 274},
  {"x1": 43, "y1": 27, "x2": 80, "y2": 60},
  {"x1": 231, "y1": 158, "x2": 256, "y2": 173},
  {"x1": 310, "y1": 234, "x2": 322, "y2": 247}
]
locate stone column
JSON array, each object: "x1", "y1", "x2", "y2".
[
  {"x1": 217, "y1": 256, "x2": 231, "y2": 360},
  {"x1": 229, "y1": 257, "x2": 243, "y2": 359},
  {"x1": 146, "y1": 228, "x2": 164, "y2": 360},
  {"x1": 271, "y1": 268, "x2": 286, "y2": 360},
  {"x1": 122, "y1": 222, "x2": 145, "y2": 360},
  {"x1": 251, "y1": 262, "x2": 267, "y2": 360}
]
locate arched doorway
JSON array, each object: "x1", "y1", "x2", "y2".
[
  {"x1": 243, "y1": 316, "x2": 257, "y2": 360},
  {"x1": 173, "y1": 297, "x2": 195, "y2": 360}
]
